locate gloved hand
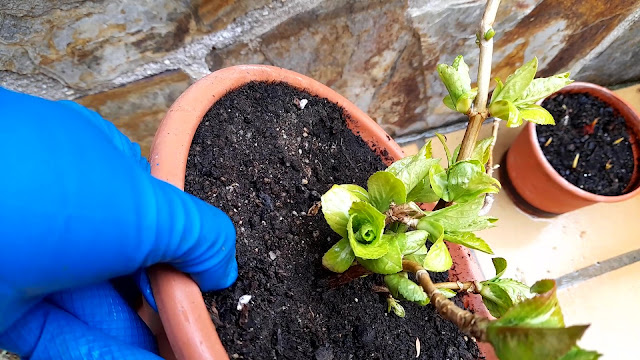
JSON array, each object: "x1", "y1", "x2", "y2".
[{"x1": 0, "y1": 88, "x2": 238, "y2": 359}]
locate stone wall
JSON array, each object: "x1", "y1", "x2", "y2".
[{"x1": 2, "y1": 0, "x2": 640, "y2": 155}]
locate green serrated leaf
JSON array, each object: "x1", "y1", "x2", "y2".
[
  {"x1": 425, "y1": 197, "x2": 497, "y2": 232},
  {"x1": 322, "y1": 238, "x2": 355, "y2": 273},
  {"x1": 384, "y1": 272, "x2": 429, "y2": 306},
  {"x1": 340, "y1": 184, "x2": 370, "y2": 202},
  {"x1": 481, "y1": 282, "x2": 514, "y2": 318},
  {"x1": 387, "y1": 141, "x2": 438, "y2": 194},
  {"x1": 321, "y1": 185, "x2": 361, "y2": 237},
  {"x1": 487, "y1": 325, "x2": 589, "y2": 360},
  {"x1": 438, "y1": 56, "x2": 473, "y2": 114},
  {"x1": 435, "y1": 133, "x2": 453, "y2": 166},
  {"x1": 516, "y1": 72, "x2": 573, "y2": 105},
  {"x1": 518, "y1": 104, "x2": 555, "y2": 125},
  {"x1": 490, "y1": 99, "x2": 522, "y2": 127},
  {"x1": 484, "y1": 278, "x2": 532, "y2": 307},
  {"x1": 491, "y1": 78, "x2": 505, "y2": 104},
  {"x1": 416, "y1": 218, "x2": 444, "y2": 243},
  {"x1": 423, "y1": 238, "x2": 452, "y2": 272},
  {"x1": 428, "y1": 162, "x2": 449, "y2": 201},
  {"x1": 406, "y1": 177, "x2": 440, "y2": 203},
  {"x1": 367, "y1": 171, "x2": 407, "y2": 212},
  {"x1": 471, "y1": 137, "x2": 494, "y2": 165},
  {"x1": 491, "y1": 257, "x2": 508, "y2": 280},
  {"x1": 496, "y1": 279, "x2": 565, "y2": 328},
  {"x1": 358, "y1": 234, "x2": 403, "y2": 274},
  {"x1": 447, "y1": 160, "x2": 500, "y2": 203},
  {"x1": 559, "y1": 346, "x2": 602, "y2": 360},
  {"x1": 493, "y1": 57, "x2": 538, "y2": 103},
  {"x1": 443, "y1": 231, "x2": 494, "y2": 254},
  {"x1": 347, "y1": 202, "x2": 388, "y2": 259},
  {"x1": 398, "y1": 230, "x2": 429, "y2": 255}
]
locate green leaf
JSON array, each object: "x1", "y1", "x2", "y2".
[
  {"x1": 489, "y1": 99, "x2": 522, "y2": 127},
  {"x1": 559, "y1": 347, "x2": 602, "y2": 360},
  {"x1": 425, "y1": 197, "x2": 497, "y2": 232},
  {"x1": 437, "y1": 56, "x2": 473, "y2": 113},
  {"x1": 423, "y1": 238, "x2": 452, "y2": 272},
  {"x1": 443, "y1": 231, "x2": 494, "y2": 254},
  {"x1": 496, "y1": 279, "x2": 565, "y2": 328},
  {"x1": 447, "y1": 160, "x2": 500, "y2": 203},
  {"x1": 481, "y1": 282, "x2": 514, "y2": 318},
  {"x1": 516, "y1": 72, "x2": 573, "y2": 105},
  {"x1": 519, "y1": 104, "x2": 555, "y2": 125},
  {"x1": 322, "y1": 238, "x2": 355, "y2": 273},
  {"x1": 490, "y1": 78, "x2": 505, "y2": 104},
  {"x1": 435, "y1": 133, "x2": 453, "y2": 166},
  {"x1": 428, "y1": 162, "x2": 449, "y2": 201},
  {"x1": 471, "y1": 137, "x2": 494, "y2": 165},
  {"x1": 491, "y1": 257, "x2": 508, "y2": 280},
  {"x1": 384, "y1": 272, "x2": 429, "y2": 306},
  {"x1": 487, "y1": 325, "x2": 589, "y2": 360},
  {"x1": 340, "y1": 184, "x2": 370, "y2": 202},
  {"x1": 367, "y1": 171, "x2": 407, "y2": 212},
  {"x1": 406, "y1": 177, "x2": 440, "y2": 203},
  {"x1": 443, "y1": 94, "x2": 456, "y2": 111},
  {"x1": 456, "y1": 88, "x2": 477, "y2": 113},
  {"x1": 484, "y1": 278, "x2": 532, "y2": 307},
  {"x1": 347, "y1": 202, "x2": 388, "y2": 259},
  {"x1": 404, "y1": 245, "x2": 427, "y2": 265},
  {"x1": 493, "y1": 57, "x2": 538, "y2": 103},
  {"x1": 387, "y1": 141, "x2": 438, "y2": 194},
  {"x1": 488, "y1": 279, "x2": 582, "y2": 360},
  {"x1": 358, "y1": 234, "x2": 403, "y2": 274},
  {"x1": 398, "y1": 230, "x2": 429, "y2": 255},
  {"x1": 321, "y1": 185, "x2": 361, "y2": 237},
  {"x1": 416, "y1": 218, "x2": 444, "y2": 243}
]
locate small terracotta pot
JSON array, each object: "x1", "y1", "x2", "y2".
[
  {"x1": 503, "y1": 82, "x2": 640, "y2": 216},
  {"x1": 147, "y1": 65, "x2": 495, "y2": 359}
]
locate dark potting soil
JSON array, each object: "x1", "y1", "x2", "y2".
[
  {"x1": 185, "y1": 82, "x2": 481, "y2": 360},
  {"x1": 537, "y1": 92, "x2": 635, "y2": 196}
]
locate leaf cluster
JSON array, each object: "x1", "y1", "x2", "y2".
[{"x1": 438, "y1": 56, "x2": 573, "y2": 127}]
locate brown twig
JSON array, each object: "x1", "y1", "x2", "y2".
[
  {"x1": 435, "y1": 281, "x2": 482, "y2": 293},
  {"x1": 456, "y1": 0, "x2": 502, "y2": 162},
  {"x1": 403, "y1": 260, "x2": 490, "y2": 341}
]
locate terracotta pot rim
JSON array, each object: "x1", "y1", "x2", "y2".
[
  {"x1": 149, "y1": 64, "x2": 494, "y2": 359},
  {"x1": 527, "y1": 81, "x2": 640, "y2": 203}
]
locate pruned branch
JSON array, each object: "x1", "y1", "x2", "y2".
[
  {"x1": 456, "y1": 0, "x2": 502, "y2": 162},
  {"x1": 403, "y1": 260, "x2": 490, "y2": 341}
]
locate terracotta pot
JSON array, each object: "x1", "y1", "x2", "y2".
[
  {"x1": 147, "y1": 65, "x2": 495, "y2": 359},
  {"x1": 503, "y1": 82, "x2": 640, "y2": 216}
]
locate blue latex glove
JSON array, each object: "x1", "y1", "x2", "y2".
[{"x1": 0, "y1": 88, "x2": 238, "y2": 359}]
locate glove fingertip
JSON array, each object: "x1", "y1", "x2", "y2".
[{"x1": 191, "y1": 258, "x2": 238, "y2": 292}]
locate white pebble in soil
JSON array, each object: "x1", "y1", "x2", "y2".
[{"x1": 236, "y1": 295, "x2": 252, "y2": 311}]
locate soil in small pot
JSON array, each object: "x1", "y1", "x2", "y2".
[
  {"x1": 537, "y1": 92, "x2": 635, "y2": 195},
  {"x1": 184, "y1": 82, "x2": 481, "y2": 359}
]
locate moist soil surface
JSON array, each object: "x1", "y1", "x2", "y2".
[
  {"x1": 538, "y1": 92, "x2": 635, "y2": 196},
  {"x1": 185, "y1": 82, "x2": 481, "y2": 360}
]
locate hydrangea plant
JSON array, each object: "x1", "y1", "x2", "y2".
[{"x1": 317, "y1": 1, "x2": 598, "y2": 359}]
